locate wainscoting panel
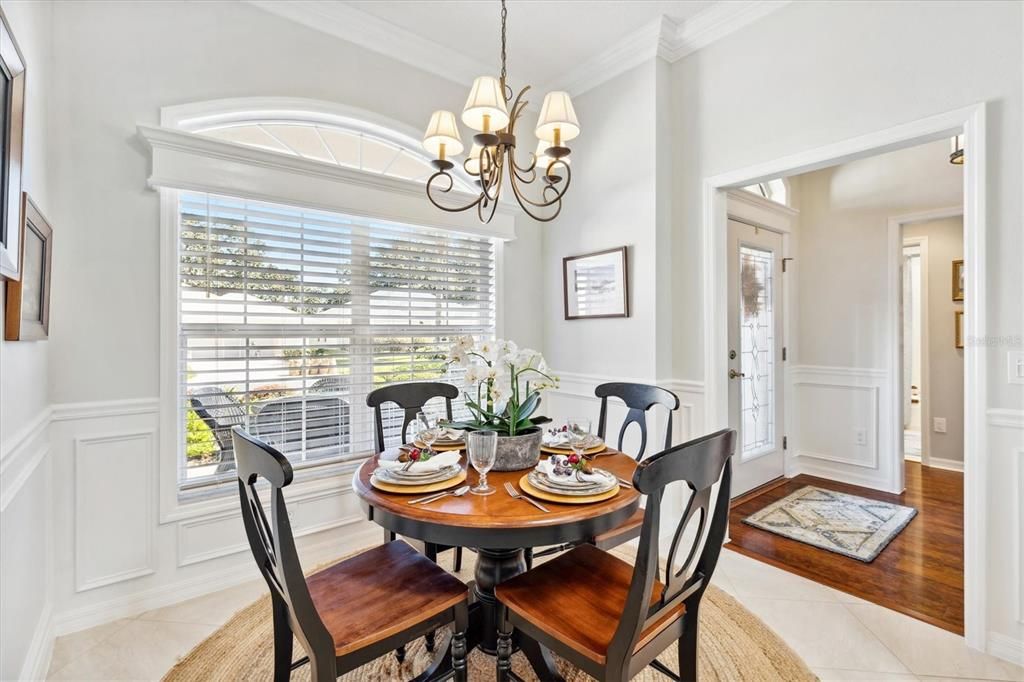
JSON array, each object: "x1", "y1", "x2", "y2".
[
  {"x1": 74, "y1": 431, "x2": 157, "y2": 592},
  {"x1": 789, "y1": 366, "x2": 894, "y2": 491}
]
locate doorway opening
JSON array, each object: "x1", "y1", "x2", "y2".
[{"x1": 704, "y1": 105, "x2": 985, "y2": 645}]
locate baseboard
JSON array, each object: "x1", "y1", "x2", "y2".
[
  {"x1": 19, "y1": 600, "x2": 54, "y2": 681},
  {"x1": 904, "y1": 453, "x2": 922, "y2": 463},
  {"x1": 791, "y1": 457, "x2": 900, "y2": 494},
  {"x1": 54, "y1": 524, "x2": 380, "y2": 636},
  {"x1": 925, "y1": 457, "x2": 964, "y2": 472},
  {"x1": 987, "y1": 631, "x2": 1024, "y2": 667}
]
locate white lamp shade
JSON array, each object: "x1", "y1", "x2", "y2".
[
  {"x1": 423, "y1": 110, "x2": 464, "y2": 157},
  {"x1": 535, "y1": 91, "x2": 580, "y2": 143},
  {"x1": 462, "y1": 76, "x2": 510, "y2": 132},
  {"x1": 534, "y1": 140, "x2": 570, "y2": 169}
]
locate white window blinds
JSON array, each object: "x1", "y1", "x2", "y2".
[{"x1": 178, "y1": 191, "x2": 494, "y2": 485}]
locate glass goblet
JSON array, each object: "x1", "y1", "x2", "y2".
[
  {"x1": 565, "y1": 417, "x2": 592, "y2": 461},
  {"x1": 467, "y1": 430, "x2": 498, "y2": 496},
  {"x1": 416, "y1": 411, "x2": 439, "y2": 457}
]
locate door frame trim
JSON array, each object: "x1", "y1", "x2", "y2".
[
  {"x1": 895, "y1": 210, "x2": 962, "y2": 475},
  {"x1": 702, "y1": 103, "x2": 987, "y2": 650},
  {"x1": 900, "y1": 234, "x2": 932, "y2": 468}
]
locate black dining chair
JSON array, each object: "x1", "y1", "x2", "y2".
[
  {"x1": 231, "y1": 427, "x2": 469, "y2": 682},
  {"x1": 495, "y1": 428, "x2": 735, "y2": 682},
  {"x1": 527, "y1": 382, "x2": 680, "y2": 568},
  {"x1": 366, "y1": 381, "x2": 465, "y2": 655}
]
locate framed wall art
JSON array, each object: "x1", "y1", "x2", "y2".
[
  {"x1": 951, "y1": 259, "x2": 964, "y2": 301},
  {"x1": 562, "y1": 246, "x2": 629, "y2": 320},
  {"x1": 5, "y1": 194, "x2": 52, "y2": 340},
  {"x1": 954, "y1": 309, "x2": 964, "y2": 349},
  {"x1": 0, "y1": 8, "x2": 26, "y2": 281}
]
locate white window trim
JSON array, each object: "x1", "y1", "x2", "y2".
[{"x1": 147, "y1": 100, "x2": 512, "y2": 523}]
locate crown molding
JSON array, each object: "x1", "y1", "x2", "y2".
[
  {"x1": 245, "y1": 0, "x2": 489, "y2": 88},
  {"x1": 661, "y1": 0, "x2": 792, "y2": 63},
  {"x1": 246, "y1": 0, "x2": 790, "y2": 99}
]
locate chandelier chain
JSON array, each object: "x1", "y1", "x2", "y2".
[{"x1": 499, "y1": 0, "x2": 508, "y2": 93}]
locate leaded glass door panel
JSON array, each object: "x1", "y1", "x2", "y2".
[{"x1": 727, "y1": 219, "x2": 785, "y2": 496}]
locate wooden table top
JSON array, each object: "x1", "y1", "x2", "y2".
[{"x1": 352, "y1": 449, "x2": 641, "y2": 533}]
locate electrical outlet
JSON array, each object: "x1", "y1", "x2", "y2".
[
  {"x1": 1009, "y1": 351, "x2": 1024, "y2": 384},
  {"x1": 853, "y1": 428, "x2": 867, "y2": 446},
  {"x1": 933, "y1": 417, "x2": 947, "y2": 434}
]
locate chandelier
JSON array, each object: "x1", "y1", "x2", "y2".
[{"x1": 421, "y1": 0, "x2": 579, "y2": 223}]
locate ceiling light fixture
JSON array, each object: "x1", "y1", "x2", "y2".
[
  {"x1": 421, "y1": 0, "x2": 579, "y2": 223},
  {"x1": 949, "y1": 133, "x2": 964, "y2": 165}
]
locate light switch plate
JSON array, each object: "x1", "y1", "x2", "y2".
[
  {"x1": 933, "y1": 417, "x2": 947, "y2": 434},
  {"x1": 1009, "y1": 351, "x2": 1024, "y2": 384}
]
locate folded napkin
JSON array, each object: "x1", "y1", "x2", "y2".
[
  {"x1": 377, "y1": 451, "x2": 461, "y2": 474},
  {"x1": 536, "y1": 455, "x2": 607, "y2": 486},
  {"x1": 432, "y1": 427, "x2": 465, "y2": 442},
  {"x1": 542, "y1": 430, "x2": 600, "y2": 449}
]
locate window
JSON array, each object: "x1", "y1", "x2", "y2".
[
  {"x1": 741, "y1": 178, "x2": 788, "y2": 206},
  {"x1": 196, "y1": 122, "x2": 475, "y2": 191},
  {"x1": 178, "y1": 191, "x2": 495, "y2": 487}
]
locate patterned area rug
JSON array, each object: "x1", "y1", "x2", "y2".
[
  {"x1": 743, "y1": 485, "x2": 917, "y2": 562},
  {"x1": 163, "y1": 551, "x2": 816, "y2": 681}
]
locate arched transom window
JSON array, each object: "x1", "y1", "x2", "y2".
[{"x1": 196, "y1": 121, "x2": 473, "y2": 190}]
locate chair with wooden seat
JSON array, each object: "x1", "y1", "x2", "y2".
[
  {"x1": 231, "y1": 427, "x2": 469, "y2": 682},
  {"x1": 495, "y1": 428, "x2": 734, "y2": 682},
  {"x1": 366, "y1": 381, "x2": 464, "y2": 572},
  {"x1": 527, "y1": 382, "x2": 679, "y2": 568}
]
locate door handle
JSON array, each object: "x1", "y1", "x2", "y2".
[{"x1": 729, "y1": 369, "x2": 745, "y2": 379}]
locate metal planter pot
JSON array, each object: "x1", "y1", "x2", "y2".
[{"x1": 492, "y1": 427, "x2": 543, "y2": 471}]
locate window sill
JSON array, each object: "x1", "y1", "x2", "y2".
[{"x1": 161, "y1": 457, "x2": 366, "y2": 524}]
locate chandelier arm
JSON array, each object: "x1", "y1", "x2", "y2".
[
  {"x1": 425, "y1": 171, "x2": 487, "y2": 214},
  {"x1": 508, "y1": 175, "x2": 563, "y2": 222},
  {"x1": 479, "y1": 147, "x2": 502, "y2": 202},
  {"x1": 507, "y1": 161, "x2": 572, "y2": 209}
]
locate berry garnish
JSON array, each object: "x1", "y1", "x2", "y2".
[{"x1": 568, "y1": 454, "x2": 580, "y2": 464}]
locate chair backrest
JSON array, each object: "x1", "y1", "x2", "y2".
[
  {"x1": 231, "y1": 427, "x2": 334, "y2": 663},
  {"x1": 365, "y1": 382, "x2": 458, "y2": 453},
  {"x1": 606, "y1": 428, "x2": 735, "y2": 672},
  {"x1": 252, "y1": 395, "x2": 350, "y2": 456},
  {"x1": 595, "y1": 382, "x2": 680, "y2": 460},
  {"x1": 190, "y1": 387, "x2": 247, "y2": 452}
]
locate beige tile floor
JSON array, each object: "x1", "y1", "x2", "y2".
[{"x1": 45, "y1": 545, "x2": 1024, "y2": 681}]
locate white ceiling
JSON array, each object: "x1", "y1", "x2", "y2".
[{"x1": 345, "y1": 1, "x2": 716, "y2": 90}]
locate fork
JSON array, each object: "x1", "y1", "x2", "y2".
[{"x1": 503, "y1": 481, "x2": 550, "y2": 513}]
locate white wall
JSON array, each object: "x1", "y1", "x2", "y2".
[
  {"x1": 904, "y1": 216, "x2": 965, "y2": 465},
  {"x1": 36, "y1": 0, "x2": 544, "y2": 647},
  {"x1": 669, "y1": 0, "x2": 1022, "y2": 660},
  {"x1": 0, "y1": 1, "x2": 55, "y2": 678}
]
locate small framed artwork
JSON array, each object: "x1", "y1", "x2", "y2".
[
  {"x1": 563, "y1": 246, "x2": 629, "y2": 320},
  {"x1": 951, "y1": 259, "x2": 964, "y2": 301},
  {"x1": 0, "y1": 8, "x2": 27, "y2": 281},
  {"x1": 4, "y1": 194, "x2": 52, "y2": 341},
  {"x1": 954, "y1": 310, "x2": 964, "y2": 349}
]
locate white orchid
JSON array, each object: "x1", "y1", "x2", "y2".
[{"x1": 442, "y1": 336, "x2": 556, "y2": 436}]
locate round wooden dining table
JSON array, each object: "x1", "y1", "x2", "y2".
[{"x1": 352, "y1": 448, "x2": 642, "y2": 681}]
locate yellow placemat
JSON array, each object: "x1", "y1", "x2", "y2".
[
  {"x1": 370, "y1": 469, "x2": 467, "y2": 494},
  {"x1": 519, "y1": 475, "x2": 620, "y2": 505}
]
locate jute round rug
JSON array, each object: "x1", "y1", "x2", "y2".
[{"x1": 164, "y1": 551, "x2": 815, "y2": 681}]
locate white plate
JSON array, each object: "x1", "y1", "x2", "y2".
[
  {"x1": 527, "y1": 469, "x2": 616, "y2": 496},
  {"x1": 374, "y1": 465, "x2": 461, "y2": 485}
]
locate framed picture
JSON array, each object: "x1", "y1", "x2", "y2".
[
  {"x1": 951, "y1": 259, "x2": 964, "y2": 301},
  {"x1": 4, "y1": 194, "x2": 52, "y2": 340},
  {"x1": 563, "y1": 246, "x2": 629, "y2": 320},
  {"x1": 0, "y1": 8, "x2": 26, "y2": 281},
  {"x1": 954, "y1": 310, "x2": 964, "y2": 349}
]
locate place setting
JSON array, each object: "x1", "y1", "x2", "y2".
[
  {"x1": 514, "y1": 418, "x2": 630, "y2": 507},
  {"x1": 370, "y1": 412, "x2": 467, "y2": 494}
]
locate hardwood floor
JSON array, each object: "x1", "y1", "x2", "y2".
[{"x1": 726, "y1": 461, "x2": 964, "y2": 634}]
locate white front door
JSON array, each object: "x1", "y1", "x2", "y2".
[{"x1": 727, "y1": 219, "x2": 786, "y2": 496}]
